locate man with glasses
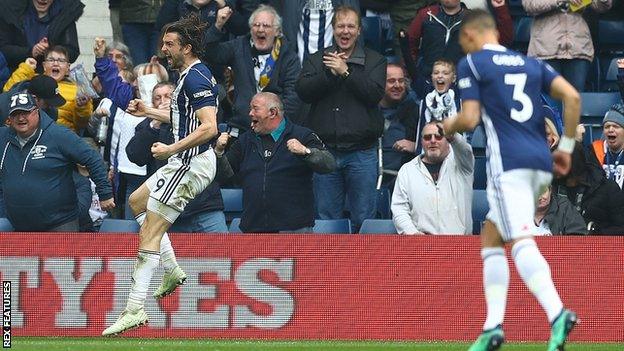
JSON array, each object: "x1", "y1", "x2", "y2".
[
  {"x1": 205, "y1": 4, "x2": 301, "y2": 136},
  {"x1": 0, "y1": 91, "x2": 114, "y2": 231},
  {"x1": 379, "y1": 63, "x2": 419, "y2": 186},
  {"x1": 391, "y1": 121, "x2": 474, "y2": 234}
]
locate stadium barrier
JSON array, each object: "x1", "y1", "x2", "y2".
[{"x1": 0, "y1": 233, "x2": 622, "y2": 341}]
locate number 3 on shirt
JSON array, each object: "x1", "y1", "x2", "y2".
[{"x1": 504, "y1": 73, "x2": 533, "y2": 123}]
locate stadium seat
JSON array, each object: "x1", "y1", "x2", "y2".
[
  {"x1": 221, "y1": 188, "x2": 243, "y2": 222},
  {"x1": 313, "y1": 219, "x2": 352, "y2": 234},
  {"x1": 359, "y1": 219, "x2": 397, "y2": 234},
  {"x1": 0, "y1": 218, "x2": 14, "y2": 231},
  {"x1": 472, "y1": 189, "x2": 489, "y2": 235},
  {"x1": 580, "y1": 92, "x2": 621, "y2": 125},
  {"x1": 229, "y1": 218, "x2": 242, "y2": 233},
  {"x1": 473, "y1": 156, "x2": 487, "y2": 190},
  {"x1": 99, "y1": 219, "x2": 140, "y2": 233}
]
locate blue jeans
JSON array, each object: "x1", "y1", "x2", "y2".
[
  {"x1": 545, "y1": 59, "x2": 590, "y2": 92},
  {"x1": 314, "y1": 147, "x2": 378, "y2": 232},
  {"x1": 121, "y1": 23, "x2": 159, "y2": 65},
  {"x1": 169, "y1": 211, "x2": 228, "y2": 233}
]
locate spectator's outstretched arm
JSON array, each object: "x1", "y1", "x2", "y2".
[
  {"x1": 398, "y1": 30, "x2": 419, "y2": 84},
  {"x1": 94, "y1": 57, "x2": 134, "y2": 110},
  {"x1": 287, "y1": 133, "x2": 336, "y2": 174},
  {"x1": 203, "y1": 25, "x2": 236, "y2": 65},
  {"x1": 3, "y1": 60, "x2": 36, "y2": 92},
  {"x1": 391, "y1": 168, "x2": 422, "y2": 235},
  {"x1": 449, "y1": 133, "x2": 475, "y2": 175},
  {"x1": 491, "y1": 0, "x2": 514, "y2": 46}
]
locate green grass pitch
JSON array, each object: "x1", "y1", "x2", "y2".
[{"x1": 11, "y1": 338, "x2": 624, "y2": 351}]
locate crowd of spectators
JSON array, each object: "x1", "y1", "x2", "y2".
[{"x1": 0, "y1": 0, "x2": 621, "y2": 234}]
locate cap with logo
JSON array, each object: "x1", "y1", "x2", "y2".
[
  {"x1": 8, "y1": 91, "x2": 37, "y2": 116},
  {"x1": 28, "y1": 75, "x2": 66, "y2": 107}
]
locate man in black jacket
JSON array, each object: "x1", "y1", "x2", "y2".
[
  {"x1": 214, "y1": 92, "x2": 335, "y2": 233},
  {"x1": 296, "y1": 5, "x2": 386, "y2": 232}
]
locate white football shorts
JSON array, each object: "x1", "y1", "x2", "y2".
[
  {"x1": 146, "y1": 149, "x2": 216, "y2": 223},
  {"x1": 486, "y1": 168, "x2": 552, "y2": 242}
]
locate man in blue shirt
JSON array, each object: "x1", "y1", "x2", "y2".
[{"x1": 442, "y1": 10, "x2": 581, "y2": 351}]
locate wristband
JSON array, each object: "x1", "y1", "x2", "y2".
[{"x1": 557, "y1": 135, "x2": 575, "y2": 154}]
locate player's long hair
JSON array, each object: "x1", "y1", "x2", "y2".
[{"x1": 162, "y1": 13, "x2": 207, "y2": 59}]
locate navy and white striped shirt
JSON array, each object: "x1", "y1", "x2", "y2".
[{"x1": 171, "y1": 60, "x2": 218, "y2": 160}]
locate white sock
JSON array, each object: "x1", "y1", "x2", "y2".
[
  {"x1": 136, "y1": 212, "x2": 177, "y2": 273},
  {"x1": 127, "y1": 249, "x2": 160, "y2": 311},
  {"x1": 512, "y1": 238, "x2": 563, "y2": 323},
  {"x1": 481, "y1": 247, "x2": 509, "y2": 330},
  {"x1": 159, "y1": 233, "x2": 178, "y2": 273}
]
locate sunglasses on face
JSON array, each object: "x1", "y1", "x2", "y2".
[{"x1": 422, "y1": 134, "x2": 444, "y2": 141}]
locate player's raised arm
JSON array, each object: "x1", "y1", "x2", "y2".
[
  {"x1": 549, "y1": 76, "x2": 581, "y2": 177},
  {"x1": 127, "y1": 99, "x2": 171, "y2": 123},
  {"x1": 442, "y1": 100, "x2": 482, "y2": 135},
  {"x1": 549, "y1": 76, "x2": 581, "y2": 148},
  {"x1": 154, "y1": 105, "x2": 218, "y2": 160}
]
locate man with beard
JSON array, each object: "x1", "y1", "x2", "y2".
[
  {"x1": 102, "y1": 14, "x2": 219, "y2": 336},
  {"x1": 391, "y1": 121, "x2": 473, "y2": 234}
]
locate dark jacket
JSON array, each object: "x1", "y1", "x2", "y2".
[
  {"x1": 406, "y1": 3, "x2": 513, "y2": 78},
  {"x1": 554, "y1": 149, "x2": 624, "y2": 235},
  {"x1": 155, "y1": 0, "x2": 247, "y2": 37},
  {"x1": 119, "y1": 0, "x2": 164, "y2": 24},
  {"x1": 125, "y1": 118, "x2": 224, "y2": 219},
  {"x1": 0, "y1": 111, "x2": 112, "y2": 231},
  {"x1": 296, "y1": 43, "x2": 386, "y2": 151},
  {"x1": 380, "y1": 95, "x2": 418, "y2": 172},
  {"x1": 204, "y1": 28, "x2": 302, "y2": 131},
  {"x1": 0, "y1": 0, "x2": 83, "y2": 70},
  {"x1": 543, "y1": 194, "x2": 588, "y2": 235},
  {"x1": 217, "y1": 120, "x2": 336, "y2": 232}
]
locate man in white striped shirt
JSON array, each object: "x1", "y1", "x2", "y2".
[{"x1": 102, "y1": 14, "x2": 219, "y2": 336}]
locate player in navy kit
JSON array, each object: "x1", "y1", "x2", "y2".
[
  {"x1": 442, "y1": 10, "x2": 581, "y2": 351},
  {"x1": 103, "y1": 14, "x2": 219, "y2": 336}
]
